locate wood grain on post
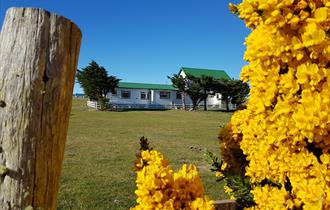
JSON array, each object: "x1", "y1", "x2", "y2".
[
  {"x1": 0, "y1": 8, "x2": 81, "y2": 210},
  {"x1": 214, "y1": 200, "x2": 236, "y2": 210}
]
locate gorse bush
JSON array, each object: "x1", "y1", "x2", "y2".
[
  {"x1": 205, "y1": 148, "x2": 254, "y2": 210},
  {"x1": 216, "y1": 126, "x2": 254, "y2": 209},
  {"x1": 221, "y1": 0, "x2": 330, "y2": 209},
  {"x1": 131, "y1": 137, "x2": 214, "y2": 210}
]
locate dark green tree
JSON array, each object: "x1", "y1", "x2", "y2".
[
  {"x1": 198, "y1": 75, "x2": 216, "y2": 111},
  {"x1": 76, "y1": 60, "x2": 120, "y2": 110},
  {"x1": 230, "y1": 80, "x2": 250, "y2": 108},
  {"x1": 170, "y1": 74, "x2": 216, "y2": 111},
  {"x1": 184, "y1": 74, "x2": 205, "y2": 110},
  {"x1": 214, "y1": 79, "x2": 232, "y2": 111},
  {"x1": 168, "y1": 74, "x2": 186, "y2": 110},
  {"x1": 214, "y1": 79, "x2": 249, "y2": 111}
]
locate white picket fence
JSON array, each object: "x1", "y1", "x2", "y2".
[
  {"x1": 87, "y1": 100, "x2": 236, "y2": 111},
  {"x1": 87, "y1": 100, "x2": 101, "y2": 110}
]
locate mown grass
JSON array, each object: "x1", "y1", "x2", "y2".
[{"x1": 57, "y1": 99, "x2": 232, "y2": 210}]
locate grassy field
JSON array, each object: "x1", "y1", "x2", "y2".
[{"x1": 57, "y1": 99, "x2": 232, "y2": 210}]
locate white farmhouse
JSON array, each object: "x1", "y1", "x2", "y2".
[
  {"x1": 107, "y1": 82, "x2": 184, "y2": 109},
  {"x1": 104, "y1": 67, "x2": 232, "y2": 109}
]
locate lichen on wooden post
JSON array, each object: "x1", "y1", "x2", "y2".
[{"x1": 0, "y1": 7, "x2": 81, "y2": 210}]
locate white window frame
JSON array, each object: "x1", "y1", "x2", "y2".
[
  {"x1": 121, "y1": 90, "x2": 131, "y2": 99},
  {"x1": 160, "y1": 91, "x2": 171, "y2": 99},
  {"x1": 140, "y1": 91, "x2": 150, "y2": 100}
]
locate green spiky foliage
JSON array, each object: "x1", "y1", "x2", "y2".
[
  {"x1": 205, "y1": 150, "x2": 255, "y2": 209},
  {"x1": 139, "y1": 136, "x2": 153, "y2": 151}
]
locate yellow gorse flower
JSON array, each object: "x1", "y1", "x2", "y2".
[
  {"x1": 226, "y1": 0, "x2": 330, "y2": 209},
  {"x1": 132, "y1": 150, "x2": 214, "y2": 210}
]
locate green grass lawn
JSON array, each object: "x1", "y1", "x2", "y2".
[{"x1": 57, "y1": 99, "x2": 232, "y2": 210}]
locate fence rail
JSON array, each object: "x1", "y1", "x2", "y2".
[
  {"x1": 87, "y1": 100, "x2": 101, "y2": 110},
  {"x1": 87, "y1": 101, "x2": 237, "y2": 111}
]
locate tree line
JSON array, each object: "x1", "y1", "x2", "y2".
[
  {"x1": 77, "y1": 61, "x2": 249, "y2": 111},
  {"x1": 168, "y1": 74, "x2": 249, "y2": 111}
]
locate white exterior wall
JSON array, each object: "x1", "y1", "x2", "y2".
[
  {"x1": 107, "y1": 88, "x2": 181, "y2": 105},
  {"x1": 106, "y1": 86, "x2": 223, "y2": 107},
  {"x1": 205, "y1": 93, "x2": 222, "y2": 106},
  {"x1": 179, "y1": 70, "x2": 187, "y2": 78},
  {"x1": 172, "y1": 92, "x2": 192, "y2": 105},
  {"x1": 197, "y1": 94, "x2": 221, "y2": 106},
  {"x1": 153, "y1": 90, "x2": 172, "y2": 105},
  {"x1": 107, "y1": 88, "x2": 151, "y2": 104}
]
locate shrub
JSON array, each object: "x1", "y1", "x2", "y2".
[
  {"x1": 221, "y1": 0, "x2": 330, "y2": 209},
  {"x1": 131, "y1": 137, "x2": 214, "y2": 210},
  {"x1": 216, "y1": 125, "x2": 254, "y2": 209}
]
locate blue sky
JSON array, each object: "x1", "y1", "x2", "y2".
[{"x1": 0, "y1": 0, "x2": 249, "y2": 93}]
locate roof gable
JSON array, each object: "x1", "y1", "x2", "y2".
[
  {"x1": 118, "y1": 82, "x2": 177, "y2": 90},
  {"x1": 180, "y1": 67, "x2": 230, "y2": 80}
]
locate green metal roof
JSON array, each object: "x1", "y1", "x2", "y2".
[
  {"x1": 180, "y1": 67, "x2": 230, "y2": 79},
  {"x1": 118, "y1": 82, "x2": 177, "y2": 90}
]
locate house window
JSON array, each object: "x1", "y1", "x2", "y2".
[
  {"x1": 160, "y1": 91, "x2": 171, "y2": 99},
  {"x1": 140, "y1": 91, "x2": 150, "y2": 100},
  {"x1": 121, "y1": 90, "x2": 131, "y2": 99},
  {"x1": 176, "y1": 92, "x2": 182, "y2": 99}
]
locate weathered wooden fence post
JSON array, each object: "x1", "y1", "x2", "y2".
[
  {"x1": 214, "y1": 200, "x2": 236, "y2": 210},
  {"x1": 0, "y1": 8, "x2": 81, "y2": 209}
]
